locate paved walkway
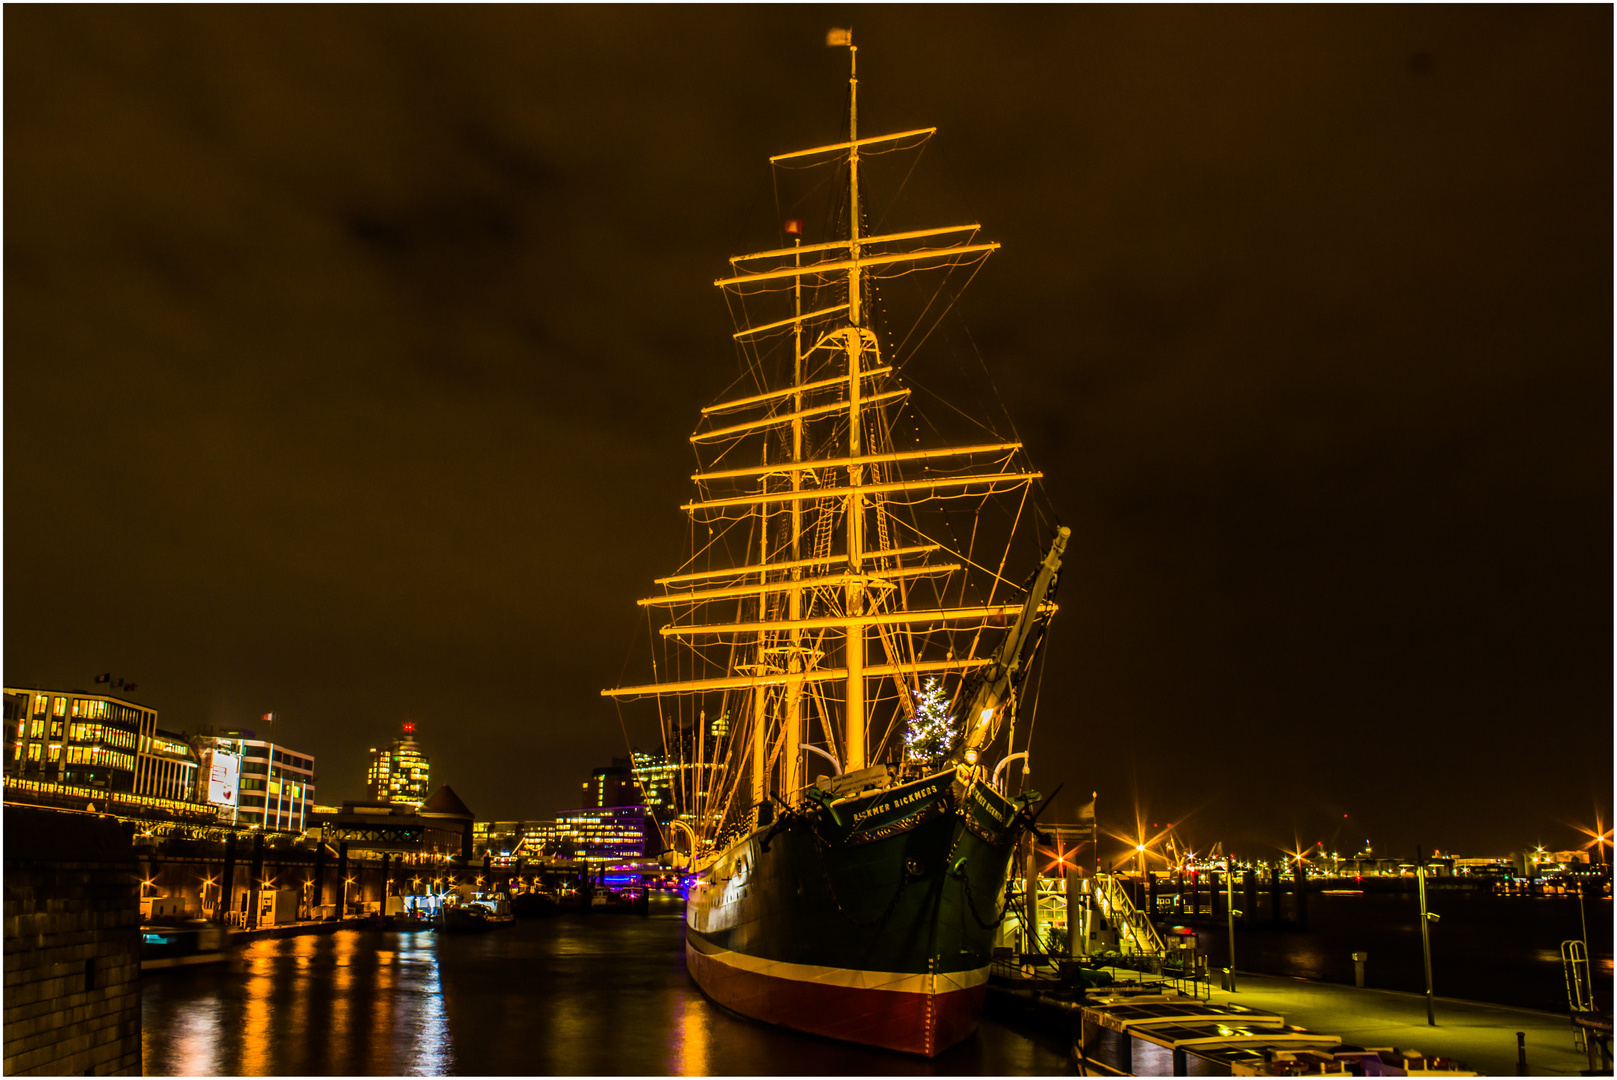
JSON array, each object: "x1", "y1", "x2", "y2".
[{"x1": 1197, "y1": 971, "x2": 1595, "y2": 1076}]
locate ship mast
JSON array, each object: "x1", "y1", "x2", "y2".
[
  {"x1": 842, "y1": 40, "x2": 867, "y2": 773},
  {"x1": 602, "y1": 35, "x2": 1053, "y2": 844},
  {"x1": 785, "y1": 204, "x2": 805, "y2": 798}
]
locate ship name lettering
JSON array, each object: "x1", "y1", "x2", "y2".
[
  {"x1": 970, "y1": 785, "x2": 1012, "y2": 825},
  {"x1": 851, "y1": 785, "x2": 938, "y2": 825}
]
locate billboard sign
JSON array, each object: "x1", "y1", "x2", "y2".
[{"x1": 205, "y1": 749, "x2": 240, "y2": 806}]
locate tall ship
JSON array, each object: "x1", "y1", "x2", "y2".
[{"x1": 603, "y1": 34, "x2": 1069, "y2": 1057}]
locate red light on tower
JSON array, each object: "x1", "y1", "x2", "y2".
[{"x1": 403, "y1": 722, "x2": 416, "y2": 734}]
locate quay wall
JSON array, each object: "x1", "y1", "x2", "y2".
[{"x1": 3, "y1": 806, "x2": 141, "y2": 1077}]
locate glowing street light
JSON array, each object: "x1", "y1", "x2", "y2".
[{"x1": 1574, "y1": 813, "x2": 1613, "y2": 864}]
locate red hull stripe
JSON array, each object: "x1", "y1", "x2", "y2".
[
  {"x1": 685, "y1": 931, "x2": 989, "y2": 995},
  {"x1": 686, "y1": 939, "x2": 987, "y2": 1057}
]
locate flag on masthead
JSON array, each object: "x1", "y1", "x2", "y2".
[{"x1": 784, "y1": 219, "x2": 803, "y2": 235}]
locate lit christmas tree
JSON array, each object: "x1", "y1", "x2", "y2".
[{"x1": 904, "y1": 677, "x2": 955, "y2": 765}]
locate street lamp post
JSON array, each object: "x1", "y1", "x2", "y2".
[
  {"x1": 1226, "y1": 863, "x2": 1238, "y2": 993},
  {"x1": 1417, "y1": 844, "x2": 1437, "y2": 1026}
]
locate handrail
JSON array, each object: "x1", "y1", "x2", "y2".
[
  {"x1": 800, "y1": 744, "x2": 842, "y2": 775},
  {"x1": 991, "y1": 752, "x2": 1028, "y2": 791},
  {"x1": 1093, "y1": 873, "x2": 1167, "y2": 958}
]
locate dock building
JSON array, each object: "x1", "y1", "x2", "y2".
[
  {"x1": 312, "y1": 785, "x2": 475, "y2": 862},
  {"x1": 366, "y1": 722, "x2": 431, "y2": 807}
]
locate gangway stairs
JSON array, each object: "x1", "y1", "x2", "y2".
[{"x1": 1091, "y1": 873, "x2": 1167, "y2": 960}]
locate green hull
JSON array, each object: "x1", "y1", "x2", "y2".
[{"x1": 686, "y1": 767, "x2": 1031, "y2": 1054}]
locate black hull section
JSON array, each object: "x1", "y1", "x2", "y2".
[{"x1": 686, "y1": 769, "x2": 1028, "y2": 1055}]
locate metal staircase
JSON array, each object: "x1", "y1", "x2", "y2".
[{"x1": 1091, "y1": 873, "x2": 1167, "y2": 959}]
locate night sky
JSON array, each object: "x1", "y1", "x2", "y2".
[{"x1": 7, "y1": 7, "x2": 1610, "y2": 862}]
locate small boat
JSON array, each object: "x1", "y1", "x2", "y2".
[
  {"x1": 438, "y1": 903, "x2": 493, "y2": 933},
  {"x1": 392, "y1": 909, "x2": 439, "y2": 932},
  {"x1": 468, "y1": 891, "x2": 516, "y2": 925},
  {"x1": 141, "y1": 921, "x2": 229, "y2": 971}
]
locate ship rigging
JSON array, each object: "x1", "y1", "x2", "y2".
[{"x1": 601, "y1": 33, "x2": 1070, "y2": 1056}]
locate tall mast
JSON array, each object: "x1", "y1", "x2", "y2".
[
  {"x1": 785, "y1": 233, "x2": 805, "y2": 797},
  {"x1": 751, "y1": 445, "x2": 768, "y2": 817},
  {"x1": 842, "y1": 40, "x2": 867, "y2": 772}
]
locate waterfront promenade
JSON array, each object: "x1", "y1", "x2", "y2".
[{"x1": 1201, "y1": 971, "x2": 1592, "y2": 1076}]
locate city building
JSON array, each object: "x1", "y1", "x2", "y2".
[
  {"x1": 1515, "y1": 848, "x2": 1591, "y2": 878},
  {"x1": 629, "y1": 749, "x2": 677, "y2": 820},
  {"x1": 581, "y1": 761, "x2": 643, "y2": 810},
  {"x1": 367, "y1": 722, "x2": 431, "y2": 807},
  {"x1": 472, "y1": 820, "x2": 557, "y2": 865},
  {"x1": 5, "y1": 686, "x2": 172, "y2": 797},
  {"x1": 622, "y1": 747, "x2": 725, "y2": 833},
  {"x1": 143, "y1": 729, "x2": 200, "y2": 803},
  {"x1": 549, "y1": 756, "x2": 664, "y2": 864},
  {"x1": 191, "y1": 732, "x2": 315, "y2": 832},
  {"x1": 552, "y1": 806, "x2": 654, "y2": 865},
  {"x1": 513, "y1": 822, "x2": 560, "y2": 860}
]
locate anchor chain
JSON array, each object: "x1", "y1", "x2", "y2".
[
  {"x1": 804, "y1": 787, "x2": 959, "y2": 930},
  {"x1": 806, "y1": 815, "x2": 919, "y2": 930},
  {"x1": 960, "y1": 860, "x2": 1020, "y2": 929}
]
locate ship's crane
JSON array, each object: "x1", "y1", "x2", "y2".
[{"x1": 948, "y1": 525, "x2": 1070, "y2": 767}]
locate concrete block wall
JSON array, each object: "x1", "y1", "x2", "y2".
[{"x1": 4, "y1": 806, "x2": 141, "y2": 1076}]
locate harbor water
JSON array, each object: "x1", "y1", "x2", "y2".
[
  {"x1": 140, "y1": 894, "x2": 1068, "y2": 1075},
  {"x1": 141, "y1": 891, "x2": 1612, "y2": 1074}
]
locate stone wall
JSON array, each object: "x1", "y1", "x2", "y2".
[{"x1": 3, "y1": 805, "x2": 141, "y2": 1076}]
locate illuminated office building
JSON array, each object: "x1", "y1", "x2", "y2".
[
  {"x1": 192, "y1": 732, "x2": 315, "y2": 832},
  {"x1": 367, "y1": 722, "x2": 431, "y2": 807},
  {"x1": 552, "y1": 806, "x2": 652, "y2": 864},
  {"x1": 4, "y1": 686, "x2": 180, "y2": 798},
  {"x1": 143, "y1": 729, "x2": 199, "y2": 802},
  {"x1": 629, "y1": 750, "x2": 676, "y2": 818},
  {"x1": 473, "y1": 820, "x2": 558, "y2": 863}
]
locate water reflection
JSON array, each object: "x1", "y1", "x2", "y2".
[
  {"x1": 142, "y1": 907, "x2": 1063, "y2": 1076},
  {"x1": 402, "y1": 934, "x2": 452, "y2": 1075},
  {"x1": 168, "y1": 996, "x2": 220, "y2": 1076},
  {"x1": 669, "y1": 974, "x2": 710, "y2": 1075},
  {"x1": 240, "y1": 951, "x2": 272, "y2": 1075},
  {"x1": 329, "y1": 931, "x2": 355, "y2": 1062}
]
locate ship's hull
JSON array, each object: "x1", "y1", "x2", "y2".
[{"x1": 685, "y1": 769, "x2": 1026, "y2": 1056}]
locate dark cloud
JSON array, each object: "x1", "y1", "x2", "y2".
[{"x1": 6, "y1": 6, "x2": 1609, "y2": 857}]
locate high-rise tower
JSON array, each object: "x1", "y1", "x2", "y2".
[{"x1": 366, "y1": 721, "x2": 430, "y2": 807}]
